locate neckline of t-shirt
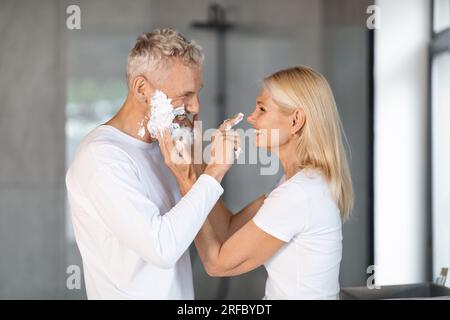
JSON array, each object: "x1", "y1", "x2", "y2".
[
  {"x1": 281, "y1": 168, "x2": 323, "y2": 186},
  {"x1": 98, "y1": 125, "x2": 159, "y2": 150}
]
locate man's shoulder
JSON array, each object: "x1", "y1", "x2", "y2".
[
  {"x1": 66, "y1": 126, "x2": 141, "y2": 193},
  {"x1": 67, "y1": 126, "x2": 137, "y2": 180},
  {"x1": 80, "y1": 126, "x2": 133, "y2": 163}
]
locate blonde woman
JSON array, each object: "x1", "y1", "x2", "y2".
[{"x1": 160, "y1": 66, "x2": 353, "y2": 300}]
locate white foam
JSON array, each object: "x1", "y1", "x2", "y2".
[
  {"x1": 138, "y1": 125, "x2": 146, "y2": 138},
  {"x1": 147, "y1": 90, "x2": 176, "y2": 138},
  {"x1": 146, "y1": 90, "x2": 194, "y2": 152},
  {"x1": 224, "y1": 112, "x2": 244, "y2": 131},
  {"x1": 172, "y1": 106, "x2": 186, "y2": 116}
]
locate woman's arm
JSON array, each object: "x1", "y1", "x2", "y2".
[
  {"x1": 205, "y1": 195, "x2": 266, "y2": 243},
  {"x1": 194, "y1": 216, "x2": 285, "y2": 277}
]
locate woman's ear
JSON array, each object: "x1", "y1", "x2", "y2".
[
  {"x1": 132, "y1": 76, "x2": 153, "y2": 105},
  {"x1": 291, "y1": 108, "x2": 305, "y2": 135}
]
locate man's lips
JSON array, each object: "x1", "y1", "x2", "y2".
[{"x1": 173, "y1": 115, "x2": 193, "y2": 129}]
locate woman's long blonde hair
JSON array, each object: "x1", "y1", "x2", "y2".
[{"x1": 264, "y1": 66, "x2": 353, "y2": 220}]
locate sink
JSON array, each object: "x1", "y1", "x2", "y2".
[{"x1": 340, "y1": 283, "x2": 450, "y2": 300}]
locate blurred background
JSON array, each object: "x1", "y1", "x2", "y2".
[{"x1": 0, "y1": 0, "x2": 448, "y2": 299}]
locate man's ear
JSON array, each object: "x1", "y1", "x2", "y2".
[
  {"x1": 291, "y1": 108, "x2": 305, "y2": 135},
  {"x1": 131, "y1": 76, "x2": 153, "y2": 104}
]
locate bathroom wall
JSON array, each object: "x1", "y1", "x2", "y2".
[{"x1": 0, "y1": 0, "x2": 66, "y2": 298}]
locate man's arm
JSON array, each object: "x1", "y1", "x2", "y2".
[{"x1": 84, "y1": 162, "x2": 223, "y2": 269}]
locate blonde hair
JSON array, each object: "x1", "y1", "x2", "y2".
[
  {"x1": 264, "y1": 66, "x2": 354, "y2": 220},
  {"x1": 126, "y1": 28, "x2": 204, "y2": 85}
]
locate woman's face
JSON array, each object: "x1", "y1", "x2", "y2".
[{"x1": 247, "y1": 88, "x2": 294, "y2": 150}]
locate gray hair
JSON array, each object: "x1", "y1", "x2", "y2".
[{"x1": 126, "y1": 28, "x2": 204, "y2": 85}]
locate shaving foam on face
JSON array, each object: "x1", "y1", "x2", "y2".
[
  {"x1": 147, "y1": 90, "x2": 194, "y2": 148},
  {"x1": 172, "y1": 106, "x2": 186, "y2": 117},
  {"x1": 147, "y1": 90, "x2": 176, "y2": 138},
  {"x1": 137, "y1": 119, "x2": 146, "y2": 138}
]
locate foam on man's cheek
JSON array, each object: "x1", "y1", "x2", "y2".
[
  {"x1": 147, "y1": 90, "x2": 176, "y2": 138},
  {"x1": 146, "y1": 90, "x2": 194, "y2": 147}
]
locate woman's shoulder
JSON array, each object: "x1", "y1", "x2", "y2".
[
  {"x1": 268, "y1": 169, "x2": 333, "y2": 206},
  {"x1": 266, "y1": 173, "x2": 309, "y2": 205},
  {"x1": 277, "y1": 168, "x2": 325, "y2": 191}
]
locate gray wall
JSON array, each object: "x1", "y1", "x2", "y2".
[
  {"x1": 0, "y1": 0, "x2": 373, "y2": 299},
  {"x1": 0, "y1": 0, "x2": 66, "y2": 299}
]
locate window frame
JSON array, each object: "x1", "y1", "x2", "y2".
[{"x1": 429, "y1": 0, "x2": 450, "y2": 281}]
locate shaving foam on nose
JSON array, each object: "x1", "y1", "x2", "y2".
[{"x1": 224, "y1": 112, "x2": 244, "y2": 131}]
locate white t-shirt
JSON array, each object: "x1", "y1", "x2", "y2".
[
  {"x1": 66, "y1": 125, "x2": 224, "y2": 299},
  {"x1": 253, "y1": 169, "x2": 342, "y2": 300}
]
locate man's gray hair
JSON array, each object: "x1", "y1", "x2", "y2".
[{"x1": 126, "y1": 28, "x2": 204, "y2": 85}]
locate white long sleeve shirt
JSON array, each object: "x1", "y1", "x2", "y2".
[{"x1": 65, "y1": 125, "x2": 223, "y2": 299}]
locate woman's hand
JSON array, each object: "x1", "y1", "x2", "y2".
[
  {"x1": 192, "y1": 114, "x2": 208, "y2": 177},
  {"x1": 204, "y1": 128, "x2": 241, "y2": 183},
  {"x1": 219, "y1": 112, "x2": 244, "y2": 132},
  {"x1": 157, "y1": 128, "x2": 196, "y2": 195}
]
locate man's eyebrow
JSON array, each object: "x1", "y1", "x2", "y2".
[
  {"x1": 173, "y1": 91, "x2": 193, "y2": 99},
  {"x1": 176, "y1": 85, "x2": 203, "y2": 98}
]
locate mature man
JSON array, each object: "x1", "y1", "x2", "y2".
[{"x1": 66, "y1": 28, "x2": 233, "y2": 299}]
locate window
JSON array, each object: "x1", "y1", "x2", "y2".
[
  {"x1": 434, "y1": 0, "x2": 450, "y2": 32},
  {"x1": 64, "y1": 32, "x2": 131, "y2": 241},
  {"x1": 431, "y1": 0, "x2": 450, "y2": 285}
]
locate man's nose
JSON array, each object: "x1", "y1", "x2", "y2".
[{"x1": 186, "y1": 95, "x2": 200, "y2": 115}]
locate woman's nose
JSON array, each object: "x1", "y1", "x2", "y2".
[{"x1": 247, "y1": 112, "x2": 256, "y2": 125}]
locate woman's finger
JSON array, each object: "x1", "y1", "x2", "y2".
[
  {"x1": 219, "y1": 113, "x2": 244, "y2": 132},
  {"x1": 224, "y1": 131, "x2": 240, "y2": 144},
  {"x1": 222, "y1": 132, "x2": 241, "y2": 160}
]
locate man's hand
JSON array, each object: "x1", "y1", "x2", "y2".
[{"x1": 157, "y1": 128, "x2": 196, "y2": 195}]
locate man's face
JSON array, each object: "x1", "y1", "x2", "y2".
[{"x1": 153, "y1": 59, "x2": 203, "y2": 128}]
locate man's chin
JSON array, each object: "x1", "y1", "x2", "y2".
[{"x1": 171, "y1": 126, "x2": 194, "y2": 146}]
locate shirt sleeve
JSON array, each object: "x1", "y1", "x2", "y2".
[
  {"x1": 265, "y1": 175, "x2": 286, "y2": 198},
  {"x1": 86, "y1": 162, "x2": 223, "y2": 269},
  {"x1": 253, "y1": 183, "x2": 308, "y2": 242}
]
